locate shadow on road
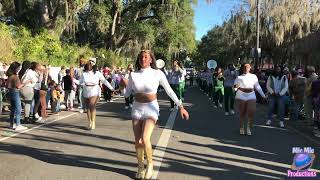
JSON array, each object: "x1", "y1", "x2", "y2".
[{"x1": 155, "y1": 85, "x2": 319, "y2": 180}]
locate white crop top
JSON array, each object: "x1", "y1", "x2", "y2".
[
  {"x1": 234, "y1": 73, "x2": 265, "y2": 97},
  {"x1": 124, "y1": 67, "x2": 182, "y2": 106},
  {"x1": 79, "y1": 71, "x2": 114, "y2": 90}
]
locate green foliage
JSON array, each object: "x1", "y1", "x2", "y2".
[
  {"x1": 95, "y1": 48, "x2": 129, "y2": 68},
  {"x1": 0, "y1": 23, "x2": 98, "y2": 66},
  {"x1": 0, "y1": 23, "x2": 16, "y2": 63}
]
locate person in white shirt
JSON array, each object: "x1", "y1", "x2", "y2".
[
  {"x1": 76, "y1": 62, "x2": 114, "y2": 130},
  {"x1": 234, "y1": 63, "x2": 266, "y2": 135},
  {"x1": 19, "y1": 61, "x2": 38, "y2": 123},
  {"x1": 123, "y1": 50, "x2": 189, "y2": 179},
  {"x1": 265, "y1": 65, "x2": 289, "y2": 128}
]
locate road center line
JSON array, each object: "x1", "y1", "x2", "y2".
[{"x1": 153, "y1": 109, "x2": 179, "y2": 179}]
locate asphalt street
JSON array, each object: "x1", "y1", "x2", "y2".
[{"x1": 0, "y1": 85, "x2": 319, "y2": 180}]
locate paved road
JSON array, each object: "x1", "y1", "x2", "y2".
[{"x1": 0, "y1": 86, "x2": 319, "y2": 180}]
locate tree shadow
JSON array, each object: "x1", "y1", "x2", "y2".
[{"x1": 0, "y1": 142, "x2": 136, "y2": 179}]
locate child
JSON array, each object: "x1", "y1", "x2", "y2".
[
  {"x1": 62, "y1": 69, "x2": 73, "y2": 111},
  {"x1": 52, "y1": 83, "x2": 63, "y2": 113}
]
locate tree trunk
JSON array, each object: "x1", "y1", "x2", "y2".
[
  {"x1": 108, "y1": 0, "x2": 120, "y2": 50},
  {"x1": 40, "y1": 0, "x2": 51, "y2": 27},
  {"x1": 14, "y1": 0, "x2": 26, "y2": 16}
]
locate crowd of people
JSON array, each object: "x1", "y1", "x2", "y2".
[
  {"x1": 0, "y1": 59, "x2": 150, "y2": 131},
  {"x1": 0, "y1": 51, "x2": 190, "y2": 179},
  {"x1": 196, "y1": 63, "x2": 320, "y2": 137},
  {"x1": 2, "y1": 53, "x2": 320, "y2": 179}
]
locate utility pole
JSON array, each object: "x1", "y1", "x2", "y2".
[{"x1": 255, "y1": 0, "x2": 260, "y2": 70}]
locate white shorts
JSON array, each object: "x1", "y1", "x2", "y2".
[
  {"x1": 131, "y1": 100, "x2": 160, "y2": 121},
  {"x1": 83, "y1": 85, "x2": 100, "y2": 98},
  {"x1": 235, "y1": 90, "x2": 256, "y2": 101}
]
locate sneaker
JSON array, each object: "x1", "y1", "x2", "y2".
[
  {"x1": 314, "y1": 132, "x2": 320, "y2": 137},
  {"x1": 218, "y1": 103, "x2": 223, "y2": 108},
  {"x1": 35, "y1": 117, "x2": 43, "y2": 122},
  {"x1": 225, "y1": 112, "x2": 229, "y2": 116},
  {"x1": 129, "y1": 104, "x2": 133, "y2": 108},
  {"x1": 12, "y1": 123, "x2": 17, "y2": 130},
  {"x1": 313, "y1": 127, "x2": 319, "y2": 133},
  {"x1": 110, "y1": 100, "x2": 114, "y2": 102},
  {"x1": 230, "y1": 110, "x2": 235, "y2": 115},
  {"x1": 15, "y1": 125, "x2": 28, "y2": 131},
  {"x1": 247, "y1": 127, "x2": 252, "y2": 136},
  {"x1": 214, "y1": 105, "x2": 218, "y2": 108},
  {"x1": 34, "y1": 113, "x2": 40, "y2": 119},
  {"x1": 240, "y1": 127, "x2": 245, "y2": 135},
  {"x1": 313, "y1": 130, "x2": 320, "y2": 134},
  {"x1": 209, "y1": 98, "x2": 212, "y2": 100},
  {"x1": 125, "y1": 106, "x2": 129, "y2": 110},
  {"x1": 79, "y1": 109, "x2": 84, "y2": 113},
  {"x1": 279, "y1": 121, "x2": 285, "y2": 128},
  {"x1": 266, "y1": 120, "x2": 272, "y2": 126}
]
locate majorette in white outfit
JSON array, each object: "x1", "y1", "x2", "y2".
[
  {"x1": 79, "y1": 70, "x2": 114, "y2": 98},
  {"x1": 75, "y1": 68, "x2": 114, "y2": 130},
  {"x1": 124, "y1": 67, "x2": 182, "y2": 121},
  {"x1": 234, "y1": 73, "x2": 265, "y2": 101}
]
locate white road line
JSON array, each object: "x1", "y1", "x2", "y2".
[
  {"x1": 0, "y1": 112, "x2": 77, "y2": 142},
  {"x1": 153, "y1": 109, "x2": 179, "y2": 179},
  {"x1": 0, "y1": 97, "x2": 122, "y2": 142}
]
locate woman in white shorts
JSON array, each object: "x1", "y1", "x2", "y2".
[
  {"x1": 123, "y1": 50, "x2": 189, "y2": 179},
  {"x1": 234, "y1": 63, "x2": 266, "y2": 136},
  {"x1": 77, "y1": 62, "x2": 114, "y2": 130}
]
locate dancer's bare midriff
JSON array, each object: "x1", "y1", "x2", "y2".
[{"x1": 134, "y1": 93, "x2": 157, "y2": 103}]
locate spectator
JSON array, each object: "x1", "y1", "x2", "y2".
[
  {"x1": 102, "y1": 67, "x2": 114, "y2": 102},
  {"x1": 289, "y1": 70, "x2": 306, "y2": 121},
  {"x1": 32, "y1": 62, "x2": 43, "y2": 122},
  {"x1": 266, "y1": 65, "x2": 289, "y2": 128},
  {"x1": 39, "y1": 65, "x2": 49, "y2": 118},
  {"x1": 75, "y1": 58, "x2": 86, "y2": 113},
  {"x1": 223, "y1": 64, "x2": 238, "y2": 115},
  {"x1": 62, "y1": 69, "x2": 73, "y2": 111},
  {"x1": 58, "y1": 66, "x2": 66, "y2": 85},
  {"x1": 20, "y1": 60, "x2": 38, "y2": 124},
  {"x1": 6, "y1": 62, "x2": 30, "y2": 131},
  {"x1": 304, "y1": 66, "x2": 318, "y2": 125},
  {"x1": 51, "y1": 81, "x2": 62, "y2": 114},
  {"x1": 311, "y1": 77, "x2": 320, "y2": 137},
  {"x1": 123, "y1": 64, "x2": 134, "y2": 109}
]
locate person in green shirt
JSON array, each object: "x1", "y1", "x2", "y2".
[{"x1": 213, "y1": 67, "x2": 225, "y2": 108}]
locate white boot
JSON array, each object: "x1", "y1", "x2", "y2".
[
  {"x1": 135, "y1": 148, "x2": 145, "y2": 179},
  {"x1": 144, "y1": 147, "x2": 153, "y2": 179}
]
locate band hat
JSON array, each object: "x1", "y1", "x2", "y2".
[{"x1": 89, "y1": 57, "x2": 97, "y2": 65}]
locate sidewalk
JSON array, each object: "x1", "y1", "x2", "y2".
[{"x1": 257, "y1": 102, "x2": 320, "y2": 145}]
